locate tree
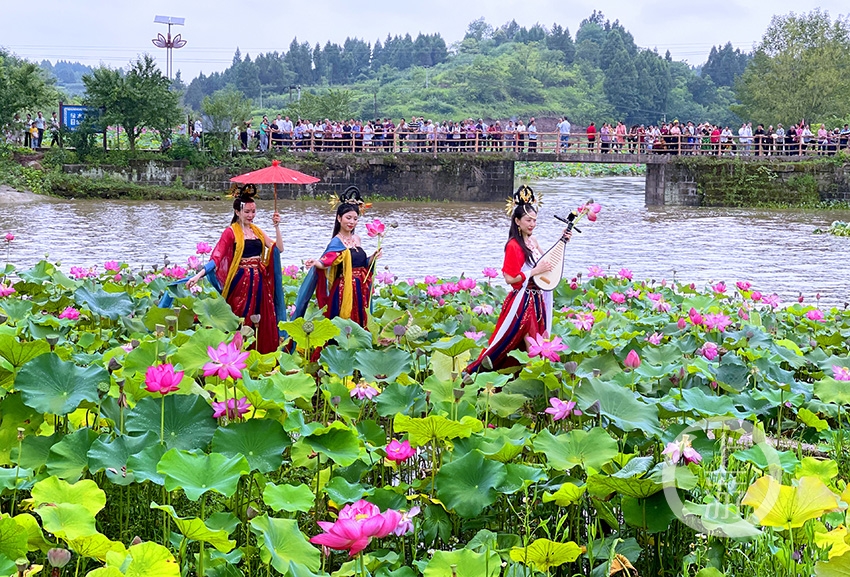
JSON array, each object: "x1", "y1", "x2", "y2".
[
  {"x1": 82, "y1": 54, "x2": 181, "y2": 150},
  {"x1": 602, "y1": 33, "x2": 639, "y2": 122},
  {"x1": 201, "y1": 86, "x2": 252, "y2": 154},
  {"x1": 736, "y1": 9, "x2": 850, "y2": 124},
  {"x1": 464, "y1": 17, "x2": 493, "y2": 41},
  {"x1": 0, "y1": 50, "x2": 59, "y2": 126},
  {"x1": 702, "y1": 42, "x2": 749, "y2": 87}
]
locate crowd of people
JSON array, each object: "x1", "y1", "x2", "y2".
[{"x1": 3, "y1": 111, "x2": 61, "y2": 148}]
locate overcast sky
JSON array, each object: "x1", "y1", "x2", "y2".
[{"x1": 3, "y1": 1, "x2": 848, "y2": 80}]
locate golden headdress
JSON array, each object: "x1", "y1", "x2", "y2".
[
  {"x1": 505, "y1": 184, "x2": 543, "y2": 215},
  {"x1": 327, "y1": 185, "x2": 372, "y2": 214}
]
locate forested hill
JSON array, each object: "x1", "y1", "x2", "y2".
[{"x1": 183, "y1": 13, "x2": 750, "y2": 126}]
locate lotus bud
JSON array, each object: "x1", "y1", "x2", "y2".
[
  {"x1": 564, "y1": 361, "x2": 578, "y2": 375},
  {"x1": 415, "y1": 347, "x2": 427, "y2": 358},
  {"x1": 107, "y1": 357, "x2": 121, "y2": 372},
  {"x1": 250, "y1": 314, "x2": 261, "y2": 325},
  {"x1": 343, "y1": 325, "x2": 352, "y2": 336},
  {"x1": 316, "y1": 369, "x2": 327, "y2": 379},
  {"x1": 163, "y1": 255, "x2": 170, "y2": 266},
  {"x1": 17, "y1": 427, "x2": 25, "y2": 441},
  {"x1": 331, "y1": 396, "x2": 341, "y2": 407},
  {"x1": 393, "y1": 324, "x2": 407, "y2": 337},
  {"x1": 302, "y1": 320, "x2": 314, "y2": 335},
  {"x1": 131, "y1": 536, "x2": 143, "y2": 546},
  {"x1": 47, "y1": 548, "x2": 72, "y2": 568}
]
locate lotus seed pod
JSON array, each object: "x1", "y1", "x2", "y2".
[{"x1": 302, "y1": 320, "x2": 314, "y2": 334}]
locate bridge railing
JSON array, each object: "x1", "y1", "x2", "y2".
[{"x1": 264, "y1": 130, "x2": 850, "y2": 158}]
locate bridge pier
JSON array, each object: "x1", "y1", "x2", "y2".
[{"x1": 644, "y1": 161, "x2": 699, "y2": 206}]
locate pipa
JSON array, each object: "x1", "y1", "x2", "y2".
[{"x1": 532, "y1": 212, "x2": 580, "y2": 291}]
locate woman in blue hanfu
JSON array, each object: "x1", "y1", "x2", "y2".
[
  {"x1": 466, "y1": 185, "x2": 571, "y2": 373},
  {"x1": 293, "y1": 187, "x2": 381, "y2": 326}
]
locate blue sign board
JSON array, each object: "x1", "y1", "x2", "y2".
[{"x1": 61, "y1": 105, "x2": 98, "y2": 132}]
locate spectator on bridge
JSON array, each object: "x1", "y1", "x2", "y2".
[
  {"x1": 527, "y1": 118, "x2": 538, "y2": 152},
  {"x1": 49, "y1": 112, "x2": 60, "y2": 147},
  {"x1": 557, "y1": 116, "x2": 571, "y2": 152},
  {"x1": 586, "y1": 121, "x2": 596, "y2": 151},
  {"x1": 600, "y1": 123, "x2": 612, "y2": 154}
]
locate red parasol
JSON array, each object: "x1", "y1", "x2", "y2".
[{"x1": 230, "y1": 159, "x2": 320, "y2": 212}]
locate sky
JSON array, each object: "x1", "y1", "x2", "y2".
[{"x1": 3, "y1": 0, "x2": 848, "y2": 81}]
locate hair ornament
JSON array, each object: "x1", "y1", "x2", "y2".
[
  {"x1": 505, "y1": 184, "x2": 542, "y2": 215},
  {"x1": 328, "y1": 185, "x2": 372, "y2": 213},
  {"x1": 229, "y1": 183, "x2": 258, "y2": 199}
]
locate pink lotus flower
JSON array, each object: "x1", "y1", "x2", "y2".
[
  {"x1": 203, "y1": 341, "x2": 249, "y2": 381},
  {"x1": 645, "y1": 332, "x2": 663, "y2": 345},
  {"x1": 144, "y1": 274, "x2": 157, "y2": 284},
  {"x1": 385, "y1": 439, "x2": 415, "y2": 462},
  {"x1": 738, "y1": 308, "x2": 749, "y2": 321},
  {"x1": 311, "y1": 500, "x2": 402, "y2": 556},
  {"x1": 806, "y1": 309, "x2": 824, "y2": 322},
  {"x1": 736, "y1": 281, "x2": 752, "y2": 291},
  {"x1": 624, "y1": 349, "x2": 641, "y2": 369},
  {"x1": 104, "y1": 260, "x2": 121, "y2": 272},
  {"x1": 588, "y1": 202, "x2": 602, "y2": 214},
  {"x1": 187, "y1": 255, "x2": 201, "y2": 270},
  {"x1": 482, "y1": 267, "x2": 499, "y2": 279},
  {"x1": 833, "y1": 366, "x2": 850, "y2": 381},
  {"x1": 677, "y1": 317, "x2": 687, "y2": 330},
  {"x1": 0, "y1": 283, "x2": 15, "y2": 297},
  {"x1": 688, "y1": 308, "x2": 703, "y2": 326},
  {"x1": 426, "y1": 285, "x2": 443, "y2": 298},
  {"x1": 351, "y1": 382, "x2": 381, "y2": 400},
  {"x1": 145, "y1": 364, "x2": 184, "y2": 395},
  {"x1": 212, "y1": 396, "x2": 251, "y2": 419},
  {"x1": 587, "y1": 265, "x2": 605, "y2": 278},
  {"x1": 113, "y1": 274, "x2": 122, "y2": 282},
  {"x1": 626, "y1": 288, "x2": 641, "y2": 299},
  {"x1": 700, "y1": 341, "x2": 719, "y2": 361},
  {"x1": 545, "y1": 397, "x2": 581, "y2": 420},
  {"x1": 762, "y1": 294, "x2": 781, "y2": 308},
  {"x1": 473, "y1": 304, "x2": 494, "y2": 315},
  {"x1": 392, "y1": 506, "x2": 420, "y2": 536},
  {"x1": 571, "y1": 312, "x2": 595, "y2": 331},
  {"x1": 196, "y1": 242, "x2": 212, "y2": 255},
  {"x1": 525, "y1": 333, "x2": 568, "y2": 362},
  {"x1": 162, "y1": 266, "x2": 188, "y2": 279},
  {"x1": 406, "y1": 278, "x2": 416, "y2": 286},
  {"x1": 751, "y1": 291, "x2": 762, "y2": 302},
  {"x1": 464, "y1": 330, "x2": 486, "y2": 340},
  {"x1": 4, "y1": 233, "x2": 13, "y2": 242},
  {"x1": 586, "y1": 211, "x2": 598, "y2": 222},
  {"x1": 376, "y1": 271, "x2": 395, "y2": 285},
  {"x1": 653, "y1": 299, "x2": 671, "y2": 313},
  {"x1": 704, "y1": 312, "x2": 732, "y2": 332},
  {"x1": 618, "y1": 268, "x2": 633, "y2": 280},
  {"x1": 424, "y1": 275, "x2": 439, "y2": 285},
  {"x1": 457, "y1": 277, "x2": 476, "y2": 291},
  {"x1": 69, "y1": 266, "x2": 97, "y2": 279},
  {"x1": 609, "y1": 292, "x2": 626, "y2": 304},
  {"x1": 662, "y1": 435, "x2": 702, "y2": 465},
  {"x1": 712, "y1": 282, "x2": 727, "y2": 294},
  {"x1": 364, "y1": 219, "x2": 385, "y2": 237},
  {"x1": 58, "y1": 306, "x2": 80, "y2": 320},
  {"x1": 442, "y1": 282, "x2": 459, "y2": 294},
  {"x1": 283, "y1": 265, "x2": 300, "y2": 278},
  {"x1": 647, "y1": 292, "x2": 662, "y2": 302}
]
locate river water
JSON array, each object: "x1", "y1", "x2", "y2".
[{"x1": 2, "y1": 177, "x2": 848, "y2": 306}]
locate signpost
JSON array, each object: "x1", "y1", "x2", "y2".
[{"x1": 59, "y1": 103, "x2": 107, "y2": 150}]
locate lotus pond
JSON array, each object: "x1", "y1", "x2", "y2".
[{"x1": 3, "y1": 255, "x2": 850, "y2": 577}]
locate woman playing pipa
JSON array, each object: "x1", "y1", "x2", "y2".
[{"x1": 466, "y1": 186, "x2": 572, "y2": 373}]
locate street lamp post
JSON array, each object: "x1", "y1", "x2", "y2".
[{"x1": 152, "y1": 15, "x2": 187, "y2": 80}]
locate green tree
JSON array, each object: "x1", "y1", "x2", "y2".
[
  {"x1": 82, "y1": 54, "x2": 181, "y2": 150},
  {"x1": 735, "y1": 9, "x2": 850, "y2": 124},
  {"x1": 0, "y1": 50, "x2": 59, "y2": 126},
  {"x1": 201, "y1": 86, "x2": 252, "y2": 155},
  {"x1": 602, "y1": 33, "x2": 639, "y2": 121}
]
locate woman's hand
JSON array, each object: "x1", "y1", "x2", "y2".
[
  {"x1": 563, "y1": 229, "x2": 573, "y2": 242},
  {"x1": 370, "y1": 247, "x2": 383, "y2": 262},
  {"x1": 272, "y1": 212, "x2": 281, "y2": 227},
  {"x1": 304, "y1": 258, "x2": 317, "y2": 269},
  {"x1": 530, "y1": 259, "x2": 555, "y2": 277},
  {"x1": 186, "y1": 271, "x2": 204, "y2": 289}
]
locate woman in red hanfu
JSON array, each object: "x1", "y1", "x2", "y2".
[{"x1": 467, "y1": 186, "x2": 571, "y2": 373}]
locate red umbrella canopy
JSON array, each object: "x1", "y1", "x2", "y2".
[{"x1": 230, "y1": 160, "x2": 320, "y2": 185}]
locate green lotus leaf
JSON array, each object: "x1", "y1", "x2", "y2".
[
  {"x1": 86, "y1": 568, "x2": 127, "y2": 577},
  {"x1": 15, "y1": 353, "x2": 106, "y2": 415},
  {"x1": 435, "y1": 450, "x2": 506, "y2": 518},
  {"x1": 46, "y1": 428, "x2": 99, "y2": 482},
  {"x1": 613, "y1": 456, "x2": 655, "y2": 478},
  {"x1": 574, "y1": 378, "x2": 662, "y2": 437},
  {"x1": 641, "y1": 343, "x2": 683, "y2": 368},
  {"x1": 394, "y1": 414, "x2": 483, "y2": 447},
  {"x1": 192, "y1": 296, "x2": 241, "y2": 332},
  {"x1": 210, "y1": 419, "x2": 291, "y2": 473},
  {"x1": 798, "y1": 408, "x2": 829, "y2": 432},
  {"x1": 682, "y1": 501, "x2": 761, "y2": 538},
  {"x1": 279, "y1": 316, "x2": 339, "y2": 351},
  {"x1": 36, "y1": 502, "x2": 97, "y2": 541},
  {"x1": 509, "y1": 538, "x2": 582, "y2": 572},
  {"x1": 815, "y1": 549, "x2": 850, "y2": 577},
  {"x1": 714, "y1": 352, "x2": 750, "y2": 393},
  {"x1": 263, "y1": 482, "x2": 315, "y2": 513},
  {"x1": 14, "y1": 432, "x2": 59, "y2": 471},
  {"x1": 319, "y1": 346, "x2": 357, "y2": 378},
  {"x1": 743, "y1": 475, "x2": 839, "y2": 530},
  {"x1": 11, "y1": 513, "x2": 51, "y2": 553},
  {"x1": 126, "y1": 443, "x2": 167, "y2": 486},
  {"x1": 239, "y1": 372, "x2": 290, "y2": 411},
  {"x1": 430, "y1": 335, "x2": 478, "y2": 358},
  {"x1": 498, "y1": 463, "x2": 546, "y2": 494},
  {"x1": 67, "y1": 532, "x2": 127, "y2": 562},
  {"x1": 323, "y1": 476, "x2": 367, "y2": 504},
  {"x1": 354, "y1": 347, "x2": 411, "y2": 383},
  {"x1": 125, "y1": 395, "x2": 216, "y2": 451},
  {"x1": 622, "y1": 492, "x2": 677, "y2": 533},
  {"x1": 0, "y1": 297, "x2": 34, "y2": 323},
  {"x1": 157, "y1": 449, "x2": 250, "y2": 501},
  {"x1": 249, "y1": 515, "x2": 321, "y2": 574},
  {"x1": 74, "y1": 286, "x2": 134, "y2": 320},
  {"x1": 330, "y1": 317, "x2": 373, "y2": 350},
  {"x1": 171, "y1": 328, "x2": 229, "y2": 373},
  {"x1": 121, "y1": 340, "x2": 159, "y2": 377},
  {"x1": 532, "y1": 427, "x2": 619, "y2": 474},
  {"x1": 587, "y1": 473, "x2": 662, "y2": 499},
  {"x1": 303, "y1": 421, "x2": 361, "y2": 467},
  {"x1": 732, "y1": 446, "x2": 800, "y2": 474},
  {"x1": 0, "y1": 466, "x2": 33, "y2": 491},
  {"x1": 814, "y1": 378, "x2": 850, "y2": 405},
  {"x1": 679, "y1": 387, "x2": 747, "y2": 418},
  {"x1": 797, "y1": 457, "x2": 839, "y2": 484},
  {"x1": 150, "y1": 503, "x2": 235, "y2": 552},
  {"x1": 543, "y1": 482, "x2": 587, "y2": 507},
  {"x1": 0, "y1": 393, "x2": 41, "y2": 464},
  {"x1": 0, "y1": 517, "x2": 28, "y2": 562},
  {"x1": 477, "y1": 424, "x2": 529, "y2": 463},
  {"x1": 31, "y1": 476, "x2": 106, "y2": 516},
  {"x1": 375, "y1": 383, "x2": 426, "y2": 417},
  {"x1": 267, "y1": 371, "x2": 316, "y2": 403},
  {"x1": 423, "y1": 548, "x2": 501, "y2": 577},
  {"x1": 119, "y1": 541, "x2": 181, "y2": 577},
  {"x1": 0, "y1": 334, "x2": 49, "y2": 389},
  {"x1": 87, "y1": 432, "x2": 159, "y2": 485},
  {"x1": 575, "y1": 353, "x2": 623, "y2": 379}
]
